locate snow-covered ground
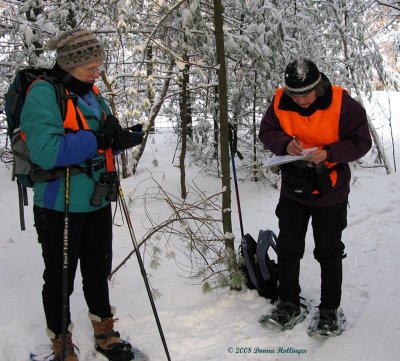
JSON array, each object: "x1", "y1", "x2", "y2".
[{"x1": 0, "y1": 91, "x2": 399, "y2": 360}]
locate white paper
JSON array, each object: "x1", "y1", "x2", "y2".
[{"x1": 263, "y1": 147, "x2": 318, "y2": 168}]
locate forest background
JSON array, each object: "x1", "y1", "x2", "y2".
[{"x1": 0, "y1": 0, "x2": 400, "y2": 295}]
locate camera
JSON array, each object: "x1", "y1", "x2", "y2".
[{"x1": 90, "y1": 172, "x2": 119, "y2": 206}]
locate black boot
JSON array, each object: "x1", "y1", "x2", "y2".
[
  {"x1": 317, "y1": 308, "x2": 338, "y2": 333},
  {"x1": 270, "y1": 300, "x2": 301, "y2": 325}
]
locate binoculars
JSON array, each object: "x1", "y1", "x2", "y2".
[{"x1": 90, "y1": 171, "x2": 119, "y2": 206}]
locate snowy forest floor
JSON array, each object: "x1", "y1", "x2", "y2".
[{"x1": 1, "y1": 92, "x2": 400, "y2": 360}]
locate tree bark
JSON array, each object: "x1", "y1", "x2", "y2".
[{"x1": 213, "y1": 0, "x2": 238, "y2": 283}]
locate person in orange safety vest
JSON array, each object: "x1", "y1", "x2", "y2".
[{"x1": 258, "y1": 58, "x2": 372, "y2": 334}]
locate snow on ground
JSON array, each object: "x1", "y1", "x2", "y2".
[{"x1": 1, "y1": 91, "x2": 399, "y2": 360}]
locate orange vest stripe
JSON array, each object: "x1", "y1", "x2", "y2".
[
  {"x1": 273, "y1": 87, "x2": 344, "y2": 190},
  {"x1": 63, "y1": 85, "x2": 100, "y2": 131}
]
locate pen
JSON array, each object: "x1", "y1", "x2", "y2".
[{"x1": 293, "y1": 136, "x2": 304, "y2": 155}]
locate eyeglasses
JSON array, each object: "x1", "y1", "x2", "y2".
[{"x1": 85, "y1": 65, "x2": 103, "y2": 76}]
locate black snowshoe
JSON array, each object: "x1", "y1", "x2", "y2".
[
  {"x1": 308, "y1": 307, "x2": 346, "y2": 336},
  {"x1": 259, "y1": 300, "x2": 311, "y2": 330},
  {"x1": 95, "y1": 340, "x2": 135, "y2": 361}
]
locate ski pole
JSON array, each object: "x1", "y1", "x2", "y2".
[
  {"x1": 228, "y1": 123, "x2": 245, "y2": 238},
  {"x1": 117, "y1": 182, "x2": 172, "y2": 361},
  {"x1": 62, "y1": 166, "x2": 71, "y2": 361}
]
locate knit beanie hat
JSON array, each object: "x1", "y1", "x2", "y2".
[
  {"x1": 284, "y1": 58, "x2": 321, "y2": 94},
  {"x1": 47, "y1": 29, "x2": 105, "y2": 70}
]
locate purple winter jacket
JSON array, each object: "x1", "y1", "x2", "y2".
[{"x1": 258, "y1": 77, "x2": 372, "y2": 207}]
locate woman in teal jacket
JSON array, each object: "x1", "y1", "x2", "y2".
[{"x1": 20, "y1": 29, "x2": 143, "y2": 361}]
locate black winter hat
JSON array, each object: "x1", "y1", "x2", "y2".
[{"x1": 284, "y1": 58, "x2": 321, "y2": 94}]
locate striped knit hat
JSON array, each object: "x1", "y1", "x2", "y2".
[
  {"x1": 47, "y1": 29, "x2": 105, "y2": 70},
  {"x1": 284, "y1": 58, "x2": 321, "y2": 94}
]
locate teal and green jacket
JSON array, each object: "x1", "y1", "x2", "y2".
[{"x1": 20, "y1": 80, "x2": 111, "y2": 212}]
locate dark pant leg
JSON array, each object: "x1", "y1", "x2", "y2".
[
  {"x1": 34, "y1": 205, "x2": 84, "y2": 336},
  {"x1": 311, "y1": 199, "x2": 348, "y2": 309},
  {"x1": 275, "y1": 197, "x2": 310, "y2": 305},
  {"x1": 80, "y1": 204, "x2": 113, "y2": 318}
]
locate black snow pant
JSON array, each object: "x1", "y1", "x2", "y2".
[
  {"x1": 34, "y1": 204, "x2": 113, "y2": 336},
  {"x1": 275, "y1": 196, "x2": 348, "y2": 309}
]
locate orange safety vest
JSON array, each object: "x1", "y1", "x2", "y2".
[{"x1": 273, "y1": 86, "x2": 343, "y2": 190}]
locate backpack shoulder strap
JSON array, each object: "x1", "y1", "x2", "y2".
[
  {"x1": 42, "y1": 73, "x2": 68, "y2": 121},
  {"x1": 241, "y1": 233, "x2": 261, "y2": 289},
  {"x1": 52, "y1": 77, "x2": 68, "y2": 121},
  {"x1": 25, "y1": 71, "x2": 68, "y2": 121},
  {"x1": 256, "y1": 229, "x2": 278, "y2": 282}
]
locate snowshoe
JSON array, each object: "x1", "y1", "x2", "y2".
[
  {"x1": 30, "y1": 335, "x2": 79, "y2": 361},
  {"x1": 30, "y1": 344, "x2": 75, "y2": 361},
  {"x1": 259, "y1": 300, "x2": 311, "y2": 330},
  {"x1": 30, "y1": 343, "x2": 149, "y2": 361},
  {"x1": 95, "y1": 340, "x2": 135, "y2": 361},
  {"x1": 30, "y1": 344, "x2": 53, "y2": 361},
  {"x1": 307, "y1": 307, "x2": 346, "y2": 337}
]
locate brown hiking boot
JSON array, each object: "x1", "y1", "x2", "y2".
[
  {"x1": 47, "y1": 327, "x2": 79, "y2": 361},
  {"x1": 89, "y1": 312, "x2": 122, "y2": 350},
  {"x1": 89, "y1": 311, "x2": 134, "y2": 360}
]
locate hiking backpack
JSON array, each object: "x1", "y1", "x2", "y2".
[
  {"x1": 4, "y1": 67, "x2": 67, "y2": 230},
  {"x1": 5, "y1": 67, "x2": 67, "y2": 188},
  {"x1": 240, "y1": 229, "x2": 279, "y2": 302}
]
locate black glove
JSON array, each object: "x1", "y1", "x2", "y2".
[
  {"x1": 94, "y1": 114, "x2": 122, "y2": 150},
  {"x1": 93, "y1": 131, "x2": 113, "y2": 150},
  {"x1": 113, "y1": 124, "x2": 145, "y2": 150},
  {"x1": 129, "y1": 123, "x2": 143, "y2": 133},
  {"x1": 100, "y1": 114, "x2": 122, "y2": 136}
]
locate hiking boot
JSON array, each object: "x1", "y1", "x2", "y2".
[
  {"x1": 317, "y1": 308, "x2": 338, "y2": 333},
  {"x1": 47, "y1": 326, "x2": 79, "y2": 361},
  {"x1": 89, "y1": 311, "x2": 134, "y2": 361},
  {"x1": 270, "y1": 300, "x2": 301, "y2": 325},
  {"x1": 89, "y1": 313, "x2": 121, "y2": 349}
]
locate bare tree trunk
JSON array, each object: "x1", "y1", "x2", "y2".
[
  {"x1": 179, "y1": 49, "x2": 193, "y2": 140},
  {"x1": 213, "y1": 85, "x2": 220, "y2": 162},
  {"x1": 213, "y1": 0, "x2": 239, "y2": 289},
  {"x1": 252, "y1": 72, "x2": 258, "y2": 182},
  {"x1": 179, "y1": 56, "x2": 189, "y2": 199},
  {"x1": 146, "y1": 45, "x2": 155, "y2": 133}
]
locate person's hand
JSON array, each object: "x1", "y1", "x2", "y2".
[
  {"x1": 100, "y1": 114, "x2": 122, "y2": 137},
  {"x1": 94, "y1": 114, "x2": 123, "y2": 150},
  {"x1": 306, "y1": 149, "x2": 328, "y2": 164},
  {"x1": 113, "y1": 123, "x2": 145, "y2": 150},
  {"x1": 287, "y1": 137, "x2": 303, "y2": 156},
  {"x1": 93, "y1": 131, "x2": 112, "y2": 150},
  {"x1": 128, "y1": 123, "x2": 143, "y2": 133}
]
